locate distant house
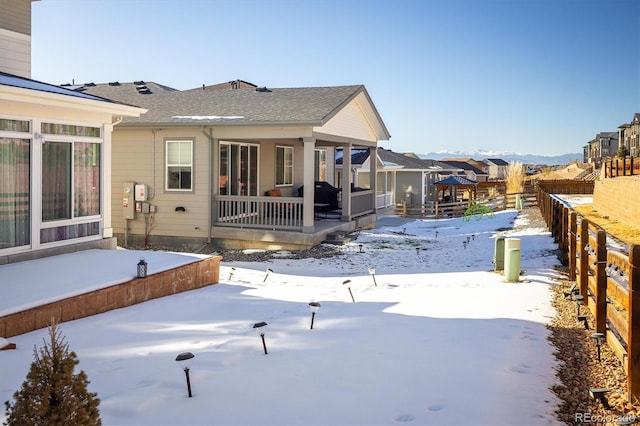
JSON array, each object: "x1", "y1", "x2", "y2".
[
  {"x1": 584, "y1": 131, "x2": 618, "y2": 167},
  {"x1": 618, "y1": 113, "x2": 640, "y2": 157},
  {"x1": 0, "y1": 1, "x2": 146, "y2": 264},
  {"x1": 337, "y1": 148, "x2": 460, "y2": 207},
  {"x1": 77, "y1": 81, "x2": 390, "y2": 250},
  {"x1": 439, "y1": 160, "x2": 489, "y2": 182},
  {"x1": 484, "y1": 158, "x2": 509, "y2": 180}
]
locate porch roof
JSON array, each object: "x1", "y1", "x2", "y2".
[{"x1": 77, "y1": 82, "x2": 389, "y2": 139}]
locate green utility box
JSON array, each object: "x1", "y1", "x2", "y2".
[{"x1": 504, "y1": 238, "x2": 521, "y2": 282}]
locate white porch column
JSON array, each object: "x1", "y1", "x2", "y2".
[
  {"x1": 102, "y1": 123, "x2": 114, "y2": 238},
  {"x1": 341, "y1": 143, "x2": 352, "y2": 221},
  {"x1": 302, "y1": 137, "x2": 316, "y2": 233},
  {"x1": 369, "y1": 146, "x2": 377, "y2": 209}
]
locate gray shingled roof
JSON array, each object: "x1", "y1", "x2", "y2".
[
  {"x1": 377, "y1": 149, "x2": 454, "y2": 170},
  {"x1": 78, "y1": 82, "x2": 368, "y2": 126},
  {"x1": 485, "y1": 158, "x2": 508, "y2": 166},
  {"x1": 1, "y1": 71, "x2": 124, "y2": 104},
  {"x1": 435, "y1": 175, "x2": 478, "y2": 186},
  {"x1": 439, "y1": 160, "x2": 488, "y2": 175}
]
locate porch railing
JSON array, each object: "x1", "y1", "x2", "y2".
[
  {"x1": 376, "y1": 192, "x2": 394, "y2": 209},
  {"x1": 213, "y1": 195, "x2": 303, "y2": 230},
  {"x1": 351, "y1": 190, "x2": 375, "y2": 218}
]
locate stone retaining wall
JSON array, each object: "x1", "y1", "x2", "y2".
[
  {"x1": 0, "y1": 255, "x2": 221, "y2": 338},
  {"x1": 592, "y1": 176, "x2": 640, "y2": 226}
]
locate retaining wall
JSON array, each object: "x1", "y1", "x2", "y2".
[
  {"x1": 592, "y1": 176, "x2": 640, "y2": 227},
  {"x1": 0, "y1": 255, "x2": 221, "y2": 338}
]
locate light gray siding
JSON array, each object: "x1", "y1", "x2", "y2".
[{"x1": 0, "y1": 0, "x2": 32, "y2": 35}]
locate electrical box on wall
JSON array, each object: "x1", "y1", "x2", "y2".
[
  {"x1": 123, "y1": 181, "x2": 135, "y2": 219},
  {"x1": 134, "y1": 184, "x2": 148, "y2": 201}
]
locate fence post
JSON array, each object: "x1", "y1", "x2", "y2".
[
  {"x1": 560, "y1": 206, "x2": 569, "y2": 265},
  {"x1": 628, "y1": 245, "x2": 640, "y2": 403},
  {"x1": 551, "y1": 199, "x2": 557, "y2": 242},
  {"x1": 579, "y1": 218, "x2": 589, "y2": 299},
  {"x1": 594, "y1": 230, "x2": 607, "y2": 333},
  {"x1": 569, "y1": 212, "x2": 577, "y2": 281}
]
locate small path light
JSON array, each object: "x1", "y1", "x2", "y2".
[
  {"x1": 466, "y1": 236, "x2": 471, "y2": 244},
  {"x1": 573, "y1": 294, "x2": 584, "y2": 317},
  {"x1": 416, "y1": 247, "x2": 420, "y2": 255},
  {"x1": 368, "y1": 266, "x2": 377, "y2": 287},
  {"x1": 591, "y1": 332, "x2": 605, "y2": 362},
  {"x1": 309, "y1": 302, "x2": 321, "y2": 329},
  {"x1": 463, "y1": 241, "x2": 467, "y2": 249},
  {"x1": 343, "y1": 279, "x2": 355, "y2": 302},
  {"x1": 175, "y1": 352, "x2": 195, "y2": 398},
  {"x1": 589, "y1": 387, "x2": 611, "y2": 410},
  {"x1": 228, "y1": 267, "x2": 236, "y2": 281},
  {"x1": 358, "y1": 244, "x2": 363, "y2": 253},
  {"x1": 472, "y1": 234, "x2": 475, "y2": 241},
  {"x1": 263, "y1": 268, "x2": 273, "y2": 283},
  {"x1": 253, "y1": 322, "x2": 268, "y2": 354},
  {"x1": 137, "y1": 257, "x2": 147, "y2": 278},
  {"x1": 435, "y1": 230, "x2": 439, "y2": 238}
]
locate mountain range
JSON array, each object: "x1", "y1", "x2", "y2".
[{"x1": 419, "y1": 149, "x2": 582, "y2": 165}]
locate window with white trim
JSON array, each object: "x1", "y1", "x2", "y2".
[
  {"x1": 166, "y1": 140, "x2": 193, "y2": 190},
  {"x1": 275, "y1": 145, "x2": 293, "y2": 186}
]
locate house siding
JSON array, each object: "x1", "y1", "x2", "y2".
[
  {"x1": 110, "y1": 128, "x2": 211, "y2": 243},
  {"x1": 319, "y1": 101, "x2": 378, "y2": 143},
  {"x1": 0, "y1": 0, "x2": 32, "y2": 78},
  {"x1": 0, "y1": 0, "x2": 31, "y2": 34}
]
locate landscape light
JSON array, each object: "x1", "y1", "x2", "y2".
[
  {"x1": 228, "y1": 267, "x2": 236, "y2": 281},
  {"x1": 343, "y1": 279, "x2": 355, "y2": 302},
  {"x1": 175, "y1": 352, "x2": 195, "y2": 398},
  {"x1": 263, "y1": 268, "x2": 273, "y2": 283},
  {"x1": 435, "y1": 231, "x2": 439, "y2": 239},
  {"x1": 591, "y1": 332, "x2": 605, "y2": 362},
  {"x1": 463, "y1": 241, "x2": 467, "y2": 249},
  {"x1": 368, "y1": 266, "x2": 377, "y2": 287},
  {"x1": 253, "y1": 322, "x2": 268, "y2": 354},
  {"x1": 358, "y1": 244, "x2": 363, "y2": 253},
  {"x1": 309, "y1": 302, "x2": 321, "y2": 329},
  {"x1": 137, "y1": 258, "x2": 147, "y2": 278},
  {"x1": 416, "y1": 247, "x2": 420, "y2": 255}
]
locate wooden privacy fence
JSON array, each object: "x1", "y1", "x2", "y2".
[
  {"x1": 604, "y1": 156, "x2": 640, "y2": 178},
  {"x1": 537, "y1": 185, "x2": 640, "y2": 403}
]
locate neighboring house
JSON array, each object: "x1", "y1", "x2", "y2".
[
  {"x1": 0, "y1": 0, "x2": 147, "y2": 264},
  {"x1": 618, "y1": 113, "x2": 640, "y2": 157},
  {"x1": 77, "y1": 81, "x2": 390, "y2": 251},
  {"x1": 337, "y1": 148, "x2": 460, "y2": 207},
  {"x1": 439, "y1": 160, "x2": 489, "y2": 182},
  {"x1": 484, "y1": 158, "x2": 509, "y2": 180},
  {"x1": 584, "y1": 131, "x2": 618, "y2": 167}
]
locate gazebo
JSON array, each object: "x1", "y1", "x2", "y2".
[{"x1": 434, "y1": 175, "x2": 478, "y2": 216}]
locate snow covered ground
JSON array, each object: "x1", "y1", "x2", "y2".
[{"x1": 0, "y1": 210, "x2": 564, "y2": 425}]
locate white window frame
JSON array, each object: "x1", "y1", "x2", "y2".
[
  {"x1": 275, "y1": 145, "x2": 294, "y2": 187},
  {"x1": 165, "y1": 139, "x2": 194, "y2": 191}
]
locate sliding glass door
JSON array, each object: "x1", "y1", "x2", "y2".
[{"x1": 219, "y1": 142, "x2": 259, "y2": 196}]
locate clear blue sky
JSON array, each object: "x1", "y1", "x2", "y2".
[{"x1": 32, "y1": 0, "x2": 639, "y2": 156}]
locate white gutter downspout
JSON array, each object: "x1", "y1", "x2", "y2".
[{"x1": 201, "y1": 126, "x2": 213, "y2": 246}]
